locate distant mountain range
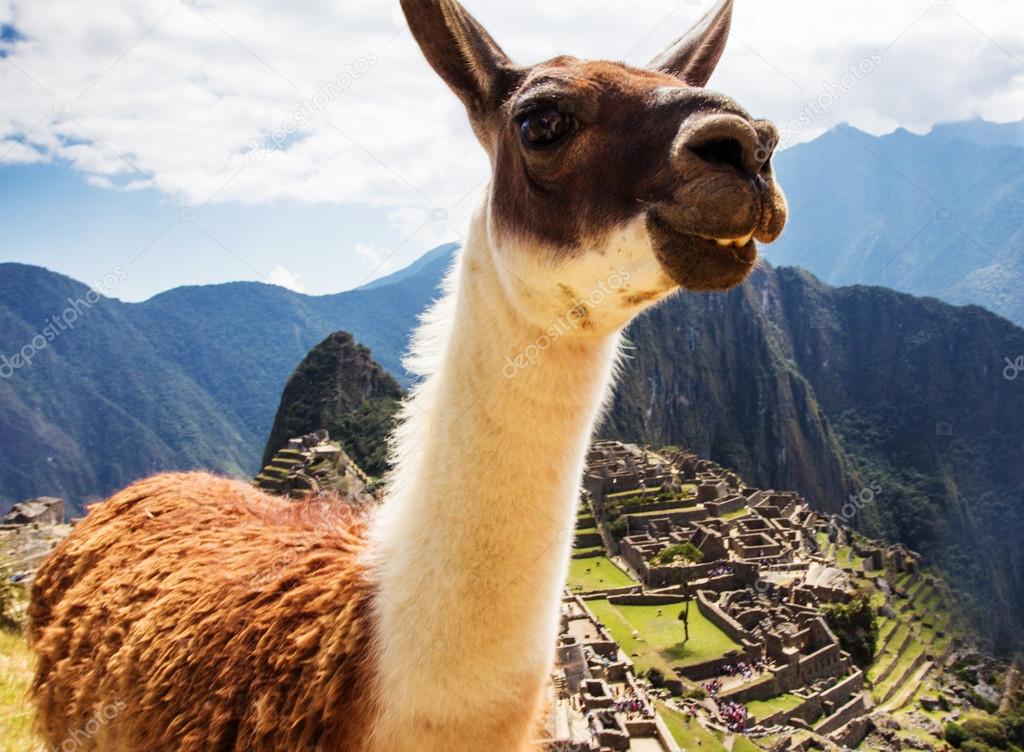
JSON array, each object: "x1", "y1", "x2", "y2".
[
  {"x1": 0, "y1": 250, "x2": 450, "y2": 511},
  {"x1": 769, "y1": 118, "x2": 1024, "y2": 326}
]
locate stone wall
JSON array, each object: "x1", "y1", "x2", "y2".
[
  {"x1": 695, "y1": 590, "x2": 751, "y2": 645},
  {"x1": 609, "y1": 593, "x2": 686, "y2": 607},
  {"x1": 818, "y1": 670, "x2": 864, "y2": 711},
  {"x1": 2, "y1": 497, "x2": 64, "y2": 526},
  {"x1": 828, "y1": 714, "x2": 873, "y2": 748},
  {"x1": 814, "y1": 693, "x2": 868, "y2": 736}
]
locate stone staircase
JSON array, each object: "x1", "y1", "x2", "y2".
[{"x1": 254, "y1": 432, "x2": 376, "y2": 504}]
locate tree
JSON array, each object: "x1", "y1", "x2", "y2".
[
  {"x1": 820, "y1": 593, "x2": 879, "y2": 668},
  {"x1": 962, "y1": 717, "x2": 1009, "y2": 749},
  {"x1": 945, "y1": 722, "x2": 969, "y2": 748},
  {"x1": 653, "y1": 542, "x2": 704, "y2": 566},
  {"x1": 652, "y1": 543, "x2": 705, "y2": 644}
]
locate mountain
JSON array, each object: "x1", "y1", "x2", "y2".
[
  {"x1": 358, "y1": 242, "x2": 457, "y2": 291},
  {"x1": 769, "y1": 121, "x2": 1024, "y2": 326},
  {"x1": 262, "y1": 331, "x2": 403, "y2": 477},
  {"x1": 606, "y1": 265, "x2": 1024, "y2": 650},
  {"x1": 0, "y1": 253, "x2": 455, "y2": 512},
  {"x1": 606, "y1": 269, "x2": 854, "y2": 510},
  {"x1": 928, "y1": 116, "x2": 1024, "y2": 149}
]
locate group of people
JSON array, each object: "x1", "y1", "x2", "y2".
[
  {"x1": 701, "y1": 679, "x2": 725, "y2": 699},
  {"x1": 581, "y1": 686, "x2": 657, "y2": 742},
  {"x1": 719, "y1": 700, "x2": 748, "y2": 732},
  {"x1": 720, "y1": 658, "x2": 768, "y2": 682},
  {"x1": 708, "y1": 564, "x2": 735, "y2": 577},
  {"x1": 610, "y1": 685, "x2": 653, "y2": 720},
  {"x1": 612, "y1": 695, "x2": 650, "y2": 718}
]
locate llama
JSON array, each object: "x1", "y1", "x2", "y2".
[{"x1": 28, "y1": 0, "x2": 787, "y2": 750}]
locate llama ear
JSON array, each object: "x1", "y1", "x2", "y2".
[
  {"x1": 648, "y1": 0, "x2": 734, "y2": 87},
  {"x1": 401, "y1": 0, "x2": 518, "y2": 118}
]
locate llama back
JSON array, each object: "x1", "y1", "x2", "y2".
[{"x1": 29, "y1": 472, "x2": 379, "y2": 752}]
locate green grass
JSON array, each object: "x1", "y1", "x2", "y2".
[
  {"x1": 658, "y1": 702, "x2": 727, "y2": 747},
  {"x1": 659, "y1": 702, "x2": 761, "y2": 750},
  {"x1": 0, "y1": 630, "x2": 43, "y2": 752},
  {"x1": 720, "y1": 507, "x2": 751, "y2": 521},
  {"x1": 835, "y1": 546, "x2": 854, "y2": 568},
  {"x1": 587, "y1": 599, "x2": 742, "y2": 674},
  {"x1": 876, "y1": 618, "x2": 897, "y2": 649},
  {"x1": 873, "y1": 640, "x2": 924, "y2": 700},
  {"x1": 629, "y1": 504, "x2": 706, "y2": 518},
  {"x1": 733, "y1": 736, "x2": 762, "y2": 752},
  {"x1": 566, "y1": 557, "x2": 635, "y2": 592},
  {"x1": 746, "y1": 692, "x2": 804, "y2": 719}
]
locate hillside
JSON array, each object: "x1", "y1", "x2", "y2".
[
  {"x1": 262, "y1": 331, "x2": 403, "y2": 477},
  {"x1": 769, "y1": 120, "x2": 1024, "y2": 325},
  {"x1": 0, "y1": 255, "x2": 451, "y2": 512},
  {"x1": 607, "y1": 266, "x2": 1024, "y2": 650}
]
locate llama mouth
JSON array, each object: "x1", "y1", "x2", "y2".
[{"x1": 647, "y1": 213, "x2": 758, "y2": 292}]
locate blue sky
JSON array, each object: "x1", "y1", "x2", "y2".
[
  {"x1": 1, "y1": 0, "x2": 1022, "y2": 300},
  {"x1": 0, "y1": 163, "x2": 446, "y2": 299}
]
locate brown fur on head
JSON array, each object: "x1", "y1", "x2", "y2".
[{"x1": 402, "y1": 0, "x2": 787, "y2": 297}]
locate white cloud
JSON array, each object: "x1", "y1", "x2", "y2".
[
  {"x1": 0, "y1": 0, "x2": 1022, "y2": 243},
  {"x1": 354, "y1": 241, "x2": 408, "y2": 283},
  {"x1": 354, "y1": 241, "x2": 383, "y2": 268},
  {"x1": 0, "y1": 139, "x2": 44, "y2": 164},
  {"x1": 266, "y1": 264, "x2": 305, "y2": 293}
]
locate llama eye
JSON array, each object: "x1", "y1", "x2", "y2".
[{"x1": 519, "y1": 107, "x2": 575, "y2": 147}]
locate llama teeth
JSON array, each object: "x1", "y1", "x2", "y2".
[{"x1": 714, "y1": 236, "x2": 752, "y2": 249}]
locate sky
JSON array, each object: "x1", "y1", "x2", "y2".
[{"x1": 1, "y1": 0, "x2": 1023, "y2": 301}]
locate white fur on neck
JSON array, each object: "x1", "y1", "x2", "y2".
[{"x1": 365, "y1": 208, "x2": 639, "y2": 751}]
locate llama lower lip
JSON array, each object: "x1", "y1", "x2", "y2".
[{"x1": 647, "y1": 213, "x2": 758, "y2": 292}]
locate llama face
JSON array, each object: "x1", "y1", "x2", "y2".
[{"x1": 402, "y1": 0, "x2": 787, "y2": 332}]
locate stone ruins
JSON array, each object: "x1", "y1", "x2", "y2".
[
  {"x1": 255, "y1": 430, "x2": 377, "y2": 504},
  {"x1": 542, "y1": 440, "x2": 967, "y2": 752}
]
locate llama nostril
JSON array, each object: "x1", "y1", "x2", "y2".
[
  {"x1": 678, "y1": 114, "x2": 772, "y2": 177},
  {"x1": 690, "y1": 137, "x2": 748, "y2": 174}
]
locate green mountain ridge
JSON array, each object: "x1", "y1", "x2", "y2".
[{"x1": 261, "y1": 331, "x2": 403, "y2": 477}]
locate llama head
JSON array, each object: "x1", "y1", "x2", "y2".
[{"x1": 402, "y1": 0, "x2": 787, "y2": 333}]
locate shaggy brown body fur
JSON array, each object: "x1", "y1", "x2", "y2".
[{"x1": 29, "y1": 473, "x2": 376, "y2": 752}]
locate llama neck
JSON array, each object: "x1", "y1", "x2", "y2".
[{"x1": 367, "y1": 211, "x2": 622, "y2": 748}]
